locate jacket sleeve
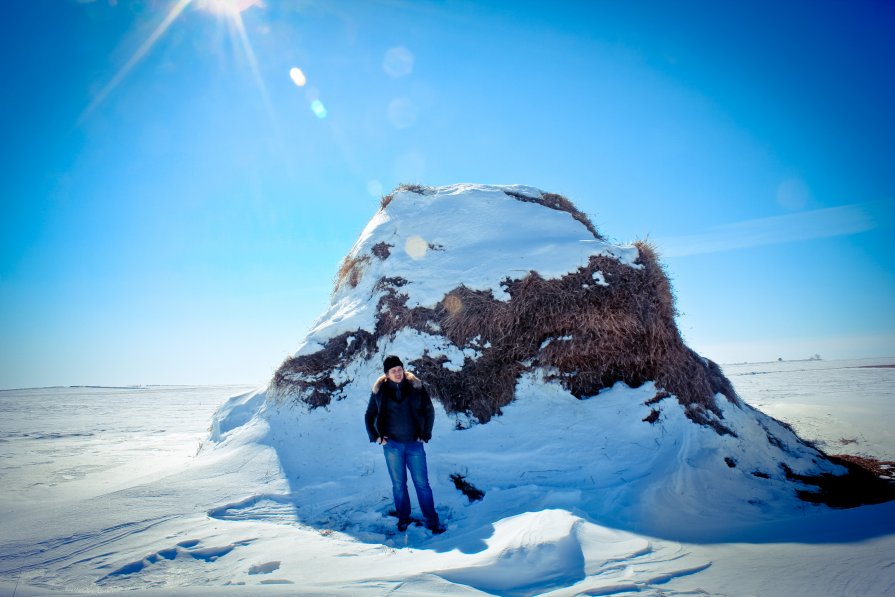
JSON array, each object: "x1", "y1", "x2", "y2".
[
  {"x1": 365, "y1": 393, "x2": 380, "y2": 442},
  {"x1": 419, "y1": 386, "x2": 435, "y2": 442}
]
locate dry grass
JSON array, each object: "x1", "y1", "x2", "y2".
[
  {"x1": 277, "y1": 249, "x2": 740, "y2": 431},
  {"x1": 504, "y1": 190, "x2": 603, "y2": 240},
  {"x1": 372, "y1": 242, "x2": 392, "y2": 259},
  {"x1": 333, "y1": 254, "x2": 371, "y2": 293},
  {"x1": 830, "y1": 454, "x2": 895, "y2": 480},
  {"x1": 272, "y1": 330, "x2": 377, "y2": 406},
  {"x1": 275, "y1": 190, "x2": 739, "y2": 433},
  {"x1": 450, "y1": 473, "x2": 485, "y2": 502},
  {"x1": 380, "y1": 183, "x2": 434, "y2": 210},
  {"x1": 781, "y1": 458, "x2": 895, "y2": 508}
]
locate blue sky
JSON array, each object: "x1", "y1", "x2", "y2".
[{"x1": 1, "y1": 0, "x2": 893, "y2": 388}]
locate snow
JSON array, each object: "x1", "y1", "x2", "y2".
[
  {"x1": 296, "y1": 184, "x2": 640, "y2": 351},
  {"x1": 376, "y1": 328, "x2": 479, "y2": 372},
  {"x1": 591, "y1": 271, "x2": 609, "y2": 286},
  {"x1": 723, "y1": 357, "x2": 895, "y2": 462},
  {"x1": 1, "y1": 359, "x2": 894, "y2": 596}
]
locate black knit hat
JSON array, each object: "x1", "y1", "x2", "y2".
[{"x1": 383, "y1": 355, "x2": 404, "y2": 373}]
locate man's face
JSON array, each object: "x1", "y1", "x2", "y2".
[{"x1": 386, "y1": 366, "x2": 404, "y2": 383}]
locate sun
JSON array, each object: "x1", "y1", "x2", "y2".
[
  {"x1": 196, "y1": 0, "x2": 263, "y2": 17},
  {"x1": 80, "y1": 0, "x2": 266, "y2": 123}
]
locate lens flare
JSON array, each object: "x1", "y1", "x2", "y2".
[
  {"x1": 383, "y1": 46, "x2": 414, "y2": 78},
  {"x1": 404, "y1": 235, "x2": 428, "y2": 260},
  {"x1": 443, "y1": 294, "x2": 463, "y2": 315},
  {"x1": 387, "y1": 97, "x2": 418, "y2": 129},
  {"x1": 289, "y1": 67, "x2": 307, "y2": 87},
  {"x1": 197, "y1": 0, "x2": 262, "y2": 15},
  {"x1": 81, "y1": 0, "x2": 270, "y2": 124},
  {"x1": 310, "y1": 100, "x2": 328, "y2": 119}
]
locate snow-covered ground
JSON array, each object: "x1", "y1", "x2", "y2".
[
  {"x1": 1, "y1": 358, "x2": 894, "y2": 597},
  {"x1": 722, "y1": 357, "x2": 895, "y2": 462}
]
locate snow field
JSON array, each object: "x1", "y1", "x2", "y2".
[
  {"x1": 724, "y1": 358, "x2": 895, "y2": 461},
  {"x1": 1, "y1": 362, "x2": 894, "y2": 595}
]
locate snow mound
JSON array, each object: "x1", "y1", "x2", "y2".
[
  {"x1": 270, "y1": 183, "x2": 738, "y2": 428},
  {"x1": 204, "y1": 183, "x2": 890, "y2": 550}
]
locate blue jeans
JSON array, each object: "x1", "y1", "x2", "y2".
[{"x1": 383, "y1": 440, "x2": 438, "y2": 526}]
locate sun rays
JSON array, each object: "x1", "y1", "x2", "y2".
[
  {"x1": 226, "y1": 3, "x2": 275, "y2": 121},
  {"x1": 196, "y1": 0, "x2": 263, "y2": 17},
  {"x1": 79, "y1": 0, "x2": 191, "y2": 123},
  {"x1": 79, "y1": 0, "x2": 268, "y2": 123}
]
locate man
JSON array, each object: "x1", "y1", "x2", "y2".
[{"x1": 365, "y1": 355, "x2": 444, "y2": 534}]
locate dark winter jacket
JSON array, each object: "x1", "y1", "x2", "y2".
[{"x1": 365, "y1": 372, "x2": 435, "y2": 443}]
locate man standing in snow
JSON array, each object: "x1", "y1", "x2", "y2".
[{"x1": 365, "y1": 355, "x2": 444, "y2": 534}]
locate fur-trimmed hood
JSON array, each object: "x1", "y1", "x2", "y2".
[
  {"x1": 372, "y1": 371, "x2": 421, "y2": 393},
  {"x1": 365, "y1": 370, "x2": 435, "y2": 444}
]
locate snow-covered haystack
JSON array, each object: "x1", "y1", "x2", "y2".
[
  {"x1": 210, "y1": 184, "x2": 890, "y2": 544},
  {"x1": 273, "y1": 183, "x2": 736, "y2": 430}
]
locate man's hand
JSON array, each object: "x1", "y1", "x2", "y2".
[{"x1": 377, "y1": 437, "x2": 388, "y2": 445}]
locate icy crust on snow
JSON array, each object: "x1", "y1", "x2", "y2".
[{"x1": 294, "y1": 184, "x2": 639, "y2": 354}]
